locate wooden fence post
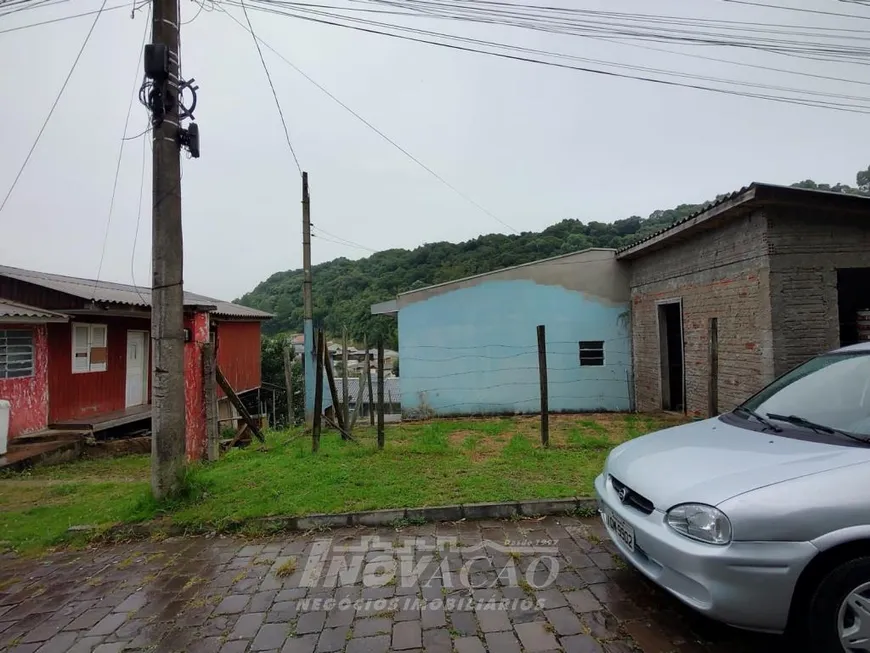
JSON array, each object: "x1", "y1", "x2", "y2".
[
  {"x1": 283, "y1": 346, "x2": 294, "y2": 427},
  {"x1": 324, "y1": 349, "x2": 347, "y2": 434},
  {"x1": 203, "y1": 342, "x2": 219, "y2": 461},
  {"x1": 377, "y1": 339, "x2": 385, "y2": 450},
  {"x1": 216, "y1": 366, "x2": 264, "y2": 443},
  {"x1": 537, "y1": 324, "x2": 549, "y2": 447},
  {"x1": 342, "y1": 327, "x2": 350, "y2": 428},
  {"x1": 313, "y1": 329, "x2": 324, "y2": 452},
  {"x1": 365, "y1": 340, "x2": 374, "y2": 426}
]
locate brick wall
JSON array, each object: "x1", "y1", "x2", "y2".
[
  {"x1": 627, "y1": 211, "x2": 773, "y2": 416},
  {"x1": 767, "y1": 207, "x2": 870, "y2": 375}
]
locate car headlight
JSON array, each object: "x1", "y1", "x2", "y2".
[{"x1": 666, "y1": 504, "x2": 732, "y2": 545}]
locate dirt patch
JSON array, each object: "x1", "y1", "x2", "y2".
[
  {"x1": 447, "y1": 429, "x2": 512, "y2": 462},
  {"x1": 83, "y1": 437, "x2": 151, "y2": 459}
]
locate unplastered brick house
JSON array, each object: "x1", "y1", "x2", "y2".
[
  {"x1": 0, "y1": 265, "x2": 271, "y2": 458},
  {"x1": 619, "y1": 183, "x2": 870, "y2": 417}
]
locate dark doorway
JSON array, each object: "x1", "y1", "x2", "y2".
[
  {"x1": 837, "y1": 269, "x2": 870, "y2": 347},
  {"x1": 658, "y1": 302, "x2": 685, "y2": 412}
]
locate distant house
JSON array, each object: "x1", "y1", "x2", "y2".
[
  {"x1": 619, "y1": 183, "x2": 870, "y2": 417},
  {"x1": 325, "y1": 376, "x2": 401, "y2": 422},
  {"x1": 372, "y1": 248, "x2": 632, "y2": 417},
  {"x1": 0, "y1": 265, "x2": 271, "y2": 457}
]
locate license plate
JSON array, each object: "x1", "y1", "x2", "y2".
[{"x1": 602, "y1": 507, "x2": 635, "y2": 552}]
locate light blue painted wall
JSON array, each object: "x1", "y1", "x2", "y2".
[{"x1": 398, "y1": 280, "x2": 631, "y2": 416}]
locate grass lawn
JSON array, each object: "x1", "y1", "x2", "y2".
[{"x1": 0, "y1": 413, "x2": 686, "y2": 553}]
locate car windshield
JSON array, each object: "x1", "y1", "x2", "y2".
[{"x1": 741, "y1": 351, "x2": 870, "y2": 437}]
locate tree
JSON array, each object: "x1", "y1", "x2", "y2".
[
  {"x1": 260, "y1": 334, "x2": 303, "y2": 427},
  {"x1": 239, "y1": 167, "x2": 870, "y2": 345}
]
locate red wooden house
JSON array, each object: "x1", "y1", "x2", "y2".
[{"x1": 0, "y1": 264, "x2": 271, "y2": 460}]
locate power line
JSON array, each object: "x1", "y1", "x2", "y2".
[
  {"x1": 0, "y1": 0, "x2": 108, "y2": 217},
  {"x1": 312, "y1": 225, "x2": 379, "y2": 253},
  {"x1": 228, "y1": 3, "x2": 870, "y2": 114},
  {"x1": 0, "y1": 2, "x2": 139, "y2": 35},
  {"x1": 221, "y1": 6, "x2": 521, "y2": 234},
  {"x1": 131, "y1": 120, "x2": 149, "y2": 304},
  {"x1": 238, "y1": 0, "x2": 303, "y2": 176},
  {"x1": 95, "y1": 3, "x2": 150, "y2": 289},
  {"x1": 721, "y1": 0, "x2": 870, "y2": 20}
]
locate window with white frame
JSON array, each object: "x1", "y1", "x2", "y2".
[
  {"x1": 579, "y1": 340, "x2": 605, "y2": 366},
  {"x1": 0, "y1": 329, "x2": 34, "y2": 379},
  {"x1": 72, "y1": 324, "x2": 108, "y2": 373}
]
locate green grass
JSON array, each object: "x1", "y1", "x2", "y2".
[{"x1": 0, "y1": 413, "x2": 685, "y2": 553}]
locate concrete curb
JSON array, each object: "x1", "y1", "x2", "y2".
[{"x1": 80, "y1": 497, "x2": 600, "y2": 542}]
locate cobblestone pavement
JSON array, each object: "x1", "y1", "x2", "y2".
[{"x1": 0, "y1": 516, "x2": 784, "y2": 653}]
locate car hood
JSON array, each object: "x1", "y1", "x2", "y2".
[{"x1": 605, "y1": 417, "x2": 870, "y2": 509}]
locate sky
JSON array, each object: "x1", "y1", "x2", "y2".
[{"x1": 0, "y1": 0, "x2": 868, "y2": 301}]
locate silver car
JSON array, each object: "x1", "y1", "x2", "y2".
[{"x1": 595, "y1": 342, "x2": 870, "y2": 652}]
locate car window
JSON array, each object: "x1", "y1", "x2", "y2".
[{"x1": 743, "y1": 353, "x2": 870, "y2": 436}]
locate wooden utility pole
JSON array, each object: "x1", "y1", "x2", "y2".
[
  {"x1": 377, "y1": 340, "x2": 385, "y2": 450},
  {"x1": 302, "y1": 172, "x2": 315, "y2": 426},
  {"x1": 365, "y1": 340, "x2": 374, "y2": 426},
  {"x1": 341, "y1": 327, "x2": 349, "y2": 427},
  {"x1": 151, "y1": 0, "x2": 186, "y2": 499},
  {"x1": 537, "y1": 325, "x2": 549, "y2": 447},
  {"x1": 313, "y1": 329, "x2": 324, "y2": 452},
  {"x1": 283, "y1": 345, "x2": 294, "y2": 427}
]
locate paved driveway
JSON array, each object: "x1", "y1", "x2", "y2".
[{"x1": 0, "y1": 516, "x2": 783, "y2": 652}]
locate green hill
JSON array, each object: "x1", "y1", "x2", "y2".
[{"x1": 237, "y1": 174, "x2": 870, "y2": 348}]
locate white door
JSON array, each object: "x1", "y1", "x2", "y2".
[{"x1": 125, "y1": 331, "x2": 148, "y2": 408}]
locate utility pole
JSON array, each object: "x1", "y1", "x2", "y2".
[
  {"x1": 150, "y1": 0, "x2": 185, "y2": 499},
  {"x1": 283, "y1": 345, "x2": 294, "y2": 427},
  {"x1": 302, "y1": 172, "x2": 315, "y2": 426}
]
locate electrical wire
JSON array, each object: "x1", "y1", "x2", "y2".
[
  {"x1": 94, "y1": 3, "x2": 151, "y2": 290},
  {"x1": 239, "y1": 0, "x2": 304, "y2": 177},
  {"x1": 225, "y1": 3, "x2": 870, "y2": 114},
  {"x1": 221, "y1": 6, "x2": 520, "y2": 234},
  {"x1": 0, "y1": 0, "x2": 109, "y2": 217},
  {"x1": 721, "y1": 0, "x2": 870, "y2": 20},
  {"x1": 0, "y1": 1, "x2": 142, "y2": 35},
  {"x1": 131, "y1": 119, "x2": 150, "y2": 304},
  {"x1": 312, "y1": 226, "x2": 379, "y2": 253},
  {"x1": 240, "y1": 0, "x2": 870, "y2": 65}
]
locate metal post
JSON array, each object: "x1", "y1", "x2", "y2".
[{"x1": 537, "y1": 325, "x2": 549, "y2": 447}]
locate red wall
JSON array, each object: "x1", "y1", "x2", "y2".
[
  {"x1": 184, "y1": 312, "x2": 209, "y2": 461},
  {"x1": 47, "y1": 317, "x2": 151, "y2": 422},
  {"x1": 216, "y1": 321, "x2": 262, "y2": 394},
  {"x1": 0, "y1": 324, "x2": 49, "y2": 439}
]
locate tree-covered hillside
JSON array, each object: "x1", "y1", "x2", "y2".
[{"x1": 238, "y1": 171, "x2": 869, "y2": 347}]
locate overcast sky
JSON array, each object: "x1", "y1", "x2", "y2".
[{"x1": 0, "y1": 0, "x2": 867, "y2": 300}]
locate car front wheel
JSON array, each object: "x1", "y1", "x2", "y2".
[{"x1": 808, "y1": 557, "x2": 870, "y2": 652}]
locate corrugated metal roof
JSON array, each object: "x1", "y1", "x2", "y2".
[
  {"x1": 333, "y1": 376, "x2": 400, "y2": 406},
  {"x1": 616, "y1": 182, "x2": 870, "y2": 257},
  {"x1": 615, "y1": 185, "x2": 754, "y2": 256},
  {"x1": 0, "y1": 265, "x2": 272, "y2": 320},
  {"x1": 0, "y1": 299, "x2": 68, "y2": 321}
]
